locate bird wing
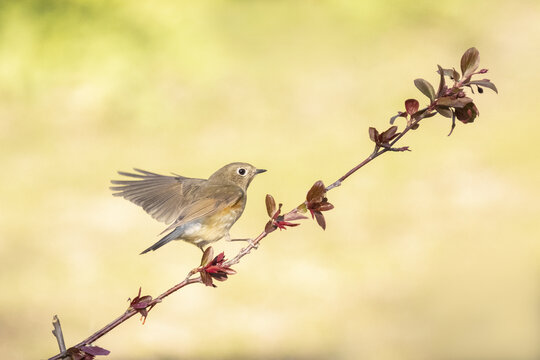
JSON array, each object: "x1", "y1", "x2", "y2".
[
  {"x1": 110, "y1": 168, "x2": 206, "y2": 224},
  {"x1": 158, "y1": 184, "x2": 245, "y2": 234}
]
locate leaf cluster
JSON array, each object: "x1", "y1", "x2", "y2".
[{"x1": 386, "y1": 47, "x2": 497, "y2": 137}]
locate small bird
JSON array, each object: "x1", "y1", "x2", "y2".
[{"x1": 110, "y1": 162, "x2": 266, "y2": 254}]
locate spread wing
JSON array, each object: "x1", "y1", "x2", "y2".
[
  {"x1": 110, "y1": 168, "x2": 206, "y2": 224},
  {"x1": 159, "y1": 183, "x2": 245, "y2": 234}
]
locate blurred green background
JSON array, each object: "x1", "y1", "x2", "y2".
[{"x1": 1, "y1": 1, "x2": 539, "y2": 359}]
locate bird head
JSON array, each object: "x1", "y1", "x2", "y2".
[{"x1": 208, "y1": 162, "x2": 266, "y2": 190}]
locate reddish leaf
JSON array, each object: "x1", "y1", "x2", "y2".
[
  {"x1": 313, "y1": 211, "x2": 326, "y2": 230},
  {"x1": 209, "y1": 272, "x2": 228, "y2": 282},
  {"x1": 448, "y1": 110, "x2": 457, "y2": 136},
  {"x1": 270, "y1": 208, "x2": 307, "y2": 230},
  {"x1": 265, "y1": 220, "x2": 276, "y2": 233},
  {"x1": 199, "y1": 250, "x2": 236, "y2": 287},
  {"x1": 129, "y1": 287, "x2": 156, "y2": 324},
  {"x1": 274, "y1": 217, "x2": 301, "y2": 230},
  {"x1": 369, "y1": 126, "x2": 403, "y2": 147},
  {"x1": 368, "y1": 127, "x2": 379, "y2": 143},
  {"x1": 131, "y1": 296, "x2": 152, "y2": 310},
  {"x1": 200, "y1": 247, "x2": 214, "y2": 267},
  {"x1": 265, "y1": 194, "x2": 277, "y2": 218},
  {"x1": 307, "y1": 180, "x2": 326, "y2": 203},
  {"x1": 283, "y1": 210, "x2": 309, "y2": 222},
  {"x1": 130, "y1": 287, "x2": 152, "y2": 309},
  {"x1": 205, "y1": 265, "x2": 236, "y2": 276},
  {"x1": 265, "y1": 198, "x2": 304, "y2": 232},
  {"x1": 404, "y1": 99, "x2": 419, "y2": 115},
  {"x1": 67, "y1": 345, "x2": 110, "y2": 360},
  {"x1": 461, "y1": 47, "x2": 480, "y2": 78},
  {"x1": 214, "y1": 252, "x2": 225, "y2": 263},
  {"x1": 79, "y1": 346, "x2": 110, "y2": 356},
  {"x1": 200, "y1": 271, "x2": 214, "y2": 287},
  {"x1": 455, "y1": 102, "x2": 479, "y2": 123},
  {"x1": 305, "y1": 181, "x2": 333, "y2": 230},
  {"x1": 380, "y1": 126, "x2": 399, "y2": 143},
  {"x1": 317, "y1": 203, "x2": 334, "y2": 212}
]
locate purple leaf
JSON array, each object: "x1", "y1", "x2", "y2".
[
  {"x1": 405, "y1": 99, "x2": 419, "y2": 115},
  {"x1": 200, "y1": 247, "x2": 214, "y2": 267},
  {"x1": 368, "y1": 127, "x2": 379, "y2": 143},
  {"x1": 80, "y1": 345, "x2": 110, "y2": 356},
  {"x1": 461, "y1": 47, "x2": 480, "y2": 78},
  {"x1": 265, "y1": 194, "x2": 277, "y2": 218},
  {"x1": 313, "y1": 211, "x2": 326, "y2": 230}
]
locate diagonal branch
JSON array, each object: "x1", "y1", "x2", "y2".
[{"x1": 47, "y1": 47, "x2": 496, "y2": 360}]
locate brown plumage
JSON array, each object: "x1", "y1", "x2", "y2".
[{"x1": 110, "y1": 162, "x2": 266, "y2": 254}]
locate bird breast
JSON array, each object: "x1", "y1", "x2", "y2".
[{"x1": 182, "y1": 200, "x2": 245, "y2": 243}]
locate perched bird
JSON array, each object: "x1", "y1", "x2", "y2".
[{"x1": 110, "y1": 162, "x2": 266, "y2": 254}]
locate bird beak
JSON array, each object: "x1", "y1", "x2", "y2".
[{"x1": 255, "y1": 169, "x2": 267, "y2": 174}]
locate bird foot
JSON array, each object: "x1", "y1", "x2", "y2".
[
  {"x1": 248, "y1": 239, "x2": 259, "y2": 249},
  {"x1": 229, "y1": 238, "x2": 258, "y2": 249}
]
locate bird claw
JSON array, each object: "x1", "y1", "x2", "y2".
[
  {"x1": 229, "y1": 238, "x2": 258, "y2": 249},
  {"x1": 248, "y1": 239, "x2": 259, "y2": 249}
]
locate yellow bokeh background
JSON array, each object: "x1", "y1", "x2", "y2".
[{"x1": 1, "y1": 1, "x2": 539, "y2": 359}]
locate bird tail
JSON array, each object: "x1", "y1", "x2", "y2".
[{"x1": 140, "y1": 229, "x2": 178, "y2": 254}]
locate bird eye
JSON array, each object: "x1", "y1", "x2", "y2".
[{"x1": 237, "y1": 168, "x2": 247, "y2": 176}]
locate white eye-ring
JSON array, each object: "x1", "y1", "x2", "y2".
[{"x1": 237, "y1": 168, "x2": 247, "y2": 176}]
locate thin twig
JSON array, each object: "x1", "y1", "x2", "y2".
[
  {"x1": 51, "y1": 315, "x2": 66, "y2": 353},
  {"x1": 326, "y1": 115, "x2": 426, "y2": 192},
  {"x1": 326, "y1": 147, "x2": 380, "y2": 191}
]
